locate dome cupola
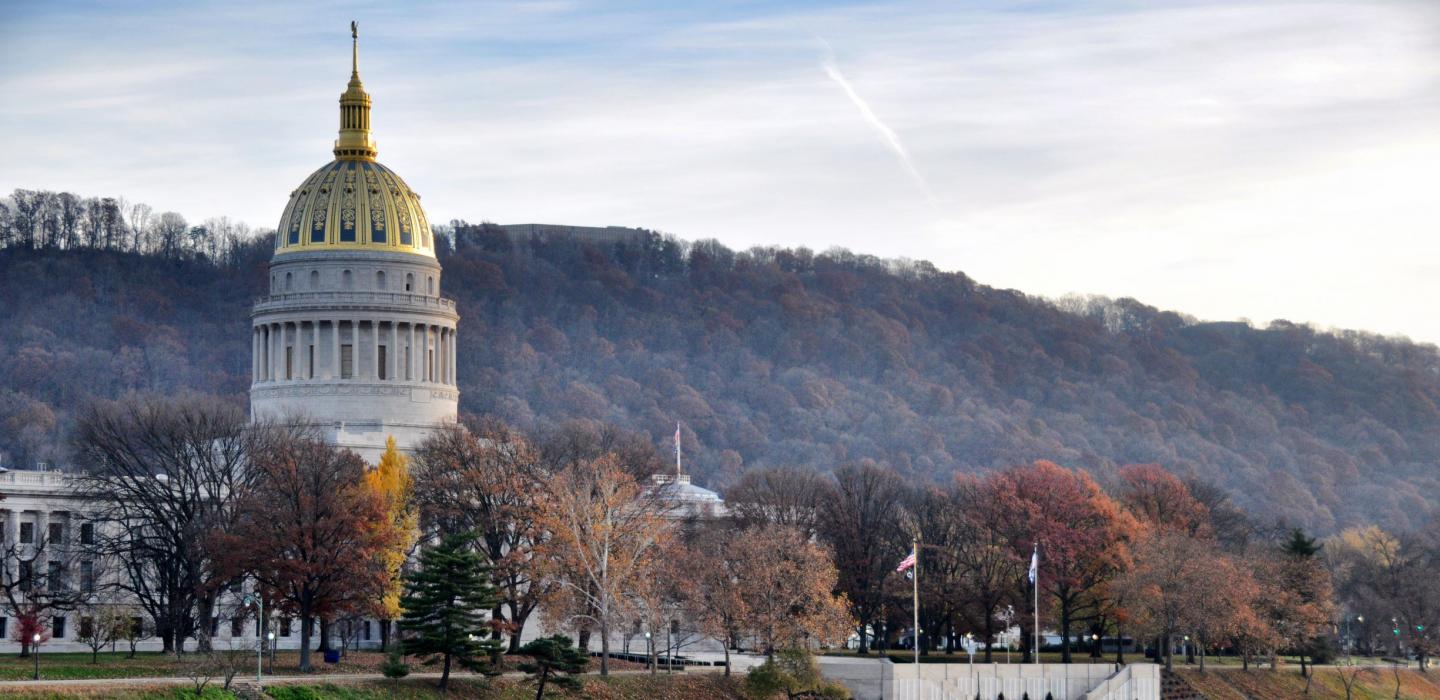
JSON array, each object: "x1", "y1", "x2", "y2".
[{"x1": 273, "y1": 22, "x2": 435, "y2": 258}]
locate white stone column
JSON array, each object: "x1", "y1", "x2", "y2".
[
  {"x1": 389, "y1": 322, "x2": 398, "y2": 381},
  {"x1": 251, "y1": 328, "x2": 259, "y2": 383},
  {"x1": 330, "y1": 320, "x2": 340, "y2": 379},
  {"x1": 352, "y1": 319, "x2": 361, "y2": 379},
  {"x1": 409, "y1": 324, "x2": 417, "y2": 381},
  {"x1": 450, "y1": 327, "x2": 458, "y2": 385},
  {"x1": 268, "y1": 324, "x2": 277, "y2": 381}
]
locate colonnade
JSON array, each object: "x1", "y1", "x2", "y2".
[{"x1": 251, "y1": 319, "x2": 456, "y2": 386}]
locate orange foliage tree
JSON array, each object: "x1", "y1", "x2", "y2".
[{"x1": 534, "y1": 454, "x2": 674, "y2": 676}]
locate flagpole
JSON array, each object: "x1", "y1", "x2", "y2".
[
  {"x1": 1033, "y1": 542, "x2": 1040, "y2": 665},
  {"x1": 912, "y1": 538, "x2": 920, "y2": 668}
]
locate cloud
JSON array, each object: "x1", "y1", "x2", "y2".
[{"x1": 2, "y1": 0, "x2": 1439, "y2": 342}]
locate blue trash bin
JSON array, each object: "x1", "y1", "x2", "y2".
[{"x1": 324, "y1": 649, "x2": 341, "y2": 664}]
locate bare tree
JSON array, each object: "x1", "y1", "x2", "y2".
[
  {"x1": 0, "y1": 526, "x2": 88, "y2": 656},
  {"x1": 71, "y1": 393, "x2": 261, "y2": 654},
  {"x1": 723, "y1": 465, "x2": 832, "y2": 539}
]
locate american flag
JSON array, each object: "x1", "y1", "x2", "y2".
[{"x1": 896, "y1": 550, "x2": 917, "y2": 573}]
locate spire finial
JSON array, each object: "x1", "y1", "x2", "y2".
[{"x1": 335, "y1": 20, "x2": 377, "y2": 160}]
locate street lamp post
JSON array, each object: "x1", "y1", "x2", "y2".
[
  {"x1": 244, "y1": 594, "x2": 264, "y2": 681},
  {"x1": 268, "y1": 632, "x2": 276, "y2": 674},
  {"x1": 32, "y1": 633, "x2": 40, "y2": 680},
  {"x1": 644, "y1": 631, "x2": 654, "y2": 674}
]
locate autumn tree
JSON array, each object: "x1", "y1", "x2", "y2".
[
  {"x1": 1254, "y1": 529, "x2": 1335, "y2": 676},
  {"x1": 412, "y1": 419, "x2": 549, "y2": 652},
  {"x1": 1117, "y1": 464, "x2": 1210, "y2": 536},
  {"x1": 727, "y1": 525, "x2": 852, "y2": 658},
  {"x1": 991, "y1": 460, "x2": 1133, "y2": 663},
  {"x1": 363, "y1": 436, "x2": 418, "y2": 645},
  {"x1": 535, "y1": 453, "x2": 674, "y2": 676},
  {"x1": 819, "y1": 461, "x2": 907, "y2": 654},
  {"x1": 1116, "y1": 531, "x2": 1253, "y2": 671},
  {"x1": 678, "y1": 527, "x2": 750, "y2": 675},
  {"x1": 399, "y1": 532, "x2": 503, "y2": 692},
  {"x1": 220, "y1": 434, "x2": 396, "y2": 672}
]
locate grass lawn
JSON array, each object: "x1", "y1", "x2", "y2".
[
  {"x1": 0, "y1": 650, "x2": 389, "y2": 681},
  {"x1": 1177, "y1": 666, "x2": 1440, "y2": 700}
]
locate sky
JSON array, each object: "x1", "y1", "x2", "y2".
[{"x1": 2, "y1": 1, "x2": 1438, "y2": 343}]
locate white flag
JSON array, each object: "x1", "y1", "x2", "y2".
[{"x1": 1028, "y1": 546, "x2": 1038, "y2": 585}]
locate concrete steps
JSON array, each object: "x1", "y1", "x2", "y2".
[{"x1": 1160, "y1": 670, "x2": 1205, "y2": 700}]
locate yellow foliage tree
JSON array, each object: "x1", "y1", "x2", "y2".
[{"x1": 365, "y1": 436, "x2": 419, "y2": 622}]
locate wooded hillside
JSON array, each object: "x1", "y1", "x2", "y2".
[{"x1": 2, "y1": 189, "x2": 1437, "y2": 533}]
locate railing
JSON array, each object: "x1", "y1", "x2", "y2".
[
  {"x1": 0, "y1": 470, "x2": 74, "y2": 487},
  {"x1": 252, "y1": 291, "x2": 457, "y2": 313},
  {"x1": 1082, "y1": 663, "x2": 1160, "y2": 700}
]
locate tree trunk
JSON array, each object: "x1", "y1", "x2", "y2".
[
  {"x1": 380, "y1": 619, "x2": 391, "y2": 650},
  {"x1": 1115, "y1": 627, "x2": 1125, "y2": 666},
  {"x1": 858, "y1": 622, "x2": 869, "y2": 655},
  {"x1": 1164, "y1": 633, "x2": 1173, "y2": 672},
  {"x1": 600, "y1": 617, "x2": 611, "y2": 677},
  {"x1": 723, "y1": 643, "x2": 731, "y2": 676},
  {"x1": 299, "y1": 613, "x2": 314, "y2": 673},
  {"x1": 1060, "y1": 603, "x2": 1072, "y2": 664},
  {"x1": 533, "y1": 668, "x2": 547, "y2": 700},
  {"x1": 440, "y1": 651, "x2": 451, "y2": 691},
  {"x1": 984, "y1": 614, "x2": 995, "y2": 663},
  {"x1": 320, "y1": 618, "x2": 331, "y2": 653}
]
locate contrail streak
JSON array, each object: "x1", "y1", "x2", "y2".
[{"x1": 819, "y1": 40, "x2": 936, "y2": 206}]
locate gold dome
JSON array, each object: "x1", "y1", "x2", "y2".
[{"x1": 274, "y1": 22, "x2": 434, "y2": 258}]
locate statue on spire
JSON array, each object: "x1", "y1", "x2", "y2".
[{"x1": 351, "y1": 20, "x2": 358, "y2": 40}]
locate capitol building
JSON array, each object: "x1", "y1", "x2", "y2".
[{"x1": 0, "y1": 27, "x2": 722, "y2": 656}]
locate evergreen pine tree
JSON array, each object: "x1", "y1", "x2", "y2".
[
  {"x1": 398, "y1": 531, "x2": 502, "y2": 691},
  {"x1": 1283, "y1": 528, "x2": 1322, "y2": 557},
  {"x1": 518, "y1": 635, "x2": 589, "y2": 699}
]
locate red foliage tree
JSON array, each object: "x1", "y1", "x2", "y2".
[
  {"x1": 217, "y1": 434, "x2": 396, "y2": 672},
  {"x1": 991, "y1": 460, "x2": 1134, "y2": 663}
]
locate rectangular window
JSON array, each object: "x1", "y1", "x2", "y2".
[
  {"x1": 308, "y1": 345, "x2": 315, "y2": 379},
  {"x1": 80, "y1": 561, "x2": 94, "y2": 593},
  {"x1": 378, "y1": 345, "x2": 387, "y2": 380},
  {"x1": 285, "y1": 346, "x2": 294, "y2": 380},
  {"x1": 405, "y1": 346, "x2": 412, "y2": 380},
  {"x1": 362, "y1": 621, "x2": 371, "y2": 641},
  {"x1": 18, "y1": 561, "x2": 32, "y2": 591},
  {"x1": 231, "y1": 617, "x2": 244, "y2": 638},
  {"x1": 48, "y1": 561, "x2": 65, "y2": 591},
  {"x1": 280, "y1": 617, "x2": 292, "y2": 637},
  {"x1": 211, "y1": 617, "x2": 220, "y2": 637},
  {"x1": 19, "y1": 522, "x2": 33, "y2": 544},
  {"x1": 0, "y1": 618, "x2": 7, "y2": 638},
  {"x1": 341, "y1": 345, "x2": 353, "y2": 379},
  {"x1": 53, "y1": 616, "x2": 66, "y2": 639},
  {"x1": 48, "y1": 523, "x2": 63, "y2": 545},
  {"x1": 131, "y1": 617, "x2": 143, "y2": 637},
  {"x1": 428, "y1": 349, "x2": 434, "y2": 382},
  {"x1": 79, "y1": 616, "x2": 94, "y2": 640},
  {"x1": 80, "y1": 523, "x2": 95, "y2": 545}
]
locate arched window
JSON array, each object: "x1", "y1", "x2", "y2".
[
  {"x1": 427, "y1": 276, "x2": 435, "y2": 295},
  {"x1": 376, "y1": 270, "x2": 387, "y2": 289},
  {"x1": 285, "y1": 272, "x2": 293, "y2": 292},
  {"x1": 342, "y1": 270, "x2": 353, "y2": 290},
  {"x1": 405, "y1": 273, "x2": 413, "y2": 292},
  {"x1": 310, "y1": 270, "x2": 319, "y2": 289}
]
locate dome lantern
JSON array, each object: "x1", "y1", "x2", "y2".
[{"x1": 334, "y1": 21, "x2": 378, "y2": 160}]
